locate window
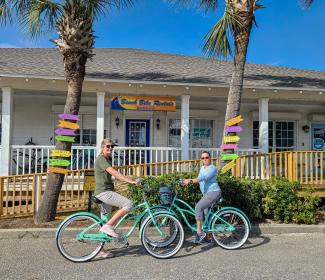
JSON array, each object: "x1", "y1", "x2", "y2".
[
  {"x1": 168, "y1": 119, "x2": 181, "y2": 146},
  {"x1": 168, "y1": 119, "x2": 214, "y2": 147},
  {"x1": 253, "y1": 121, "x2": 295, "y2": 152},
  {"x1": 191, "y1": 120, "x2": 213, "y2": 148},
  {"x1": 275, "y1": 121, "x2": 295, "y2": 151}
]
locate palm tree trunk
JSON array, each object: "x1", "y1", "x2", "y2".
[
  {"x1": 221, "y1": 1, "x2": 254, "y2": 165},
  {"x1": 35, "y1": 51, "x2": 87, "y2": 223}
]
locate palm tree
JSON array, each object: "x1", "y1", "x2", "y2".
[
  {"x1": 0, "y1": 0, "x2": 134, "y2": 223},
  {"x1": 170, "y1": 1, "x2": 264, "y2": 163}
]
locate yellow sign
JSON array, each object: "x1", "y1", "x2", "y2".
[
  {"x1": 50, "y1": 149, "x2": 71, "y2": 157},
  {"x1": 221, "y1": 160, "x2": 235, "y2": 174},
  {"x1": 224, "y1": 136, "x2": 240, "y2": 143},
  {"x1": 112, "y1": 96, "x2": 176, "y2": 111},
  {"x1": 58, "y1": 120, "x2": 80, "y2": 130},
  {"x1": 84, "y1": 170, "x2": 95, "y2": 191},
  {"x1": 48, "y1": 167, "x2": 68, "y2": 174},
  {"x1": 225, "y1": 115, "x2": 243, "y2": 126}
]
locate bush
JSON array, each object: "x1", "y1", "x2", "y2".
[
  {"x1": 263, "y1": 177, "x2": 320, "y2": 224},
  {"x1": 126, "y1": 173, "x2": 320, "y2": 224}
]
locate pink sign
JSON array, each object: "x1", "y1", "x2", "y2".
[
  {"x1": 59, "y1": 114, "x2": 80, "y2": 121},
  {"x1": 55, "y1": 128, "x2": 77, "y2": 136},
  {"x1": 221, "y1": 143, "x2": 238, "y2": 150},
  {"x1": 225, "y1": 126, "x2": 243, "y2": 133}
]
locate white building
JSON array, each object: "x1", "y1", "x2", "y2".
[{"x1": 0, "y1": 48, "x2": 324, "y2": 176}]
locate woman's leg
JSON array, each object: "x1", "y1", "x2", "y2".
[
  {"x1": 95, "y1": 191, "x2": 133, "y2": 237},
  {"x1": 195, "y1": 191, "x2": 221, "y2": 234}
]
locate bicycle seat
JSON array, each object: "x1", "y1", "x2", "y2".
[{"x1": 91, "y1": 196, "x2": 103, "y2": 204}]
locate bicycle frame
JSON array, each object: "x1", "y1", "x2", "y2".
[
  {"x1": 74, "y1": 200, "x2": 167, "y2": 243},
  {"x1": 162, "y1": 195, "x2": 237, "y2": 233}
]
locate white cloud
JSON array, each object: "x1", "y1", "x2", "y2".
[{"x1": 0, "y1": 43, "x2": 19, "y2": 48}]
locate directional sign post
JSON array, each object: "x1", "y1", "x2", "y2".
[
  {"x1": 224, "y1": 136, "x2": 240, "y2": 143},
  {"x1": 225, "y1": 115, "x2": 243, "y2": 127},
  {"x1": 221, "y1": 154, "x2": 239, "y2": 161},
  {"x1": 220, "y1": 160, "x2": 235, "y2": 174}
]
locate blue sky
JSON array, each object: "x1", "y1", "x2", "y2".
[{"x1": 1, "y1": 0, "x2": 325, "y2": 71}]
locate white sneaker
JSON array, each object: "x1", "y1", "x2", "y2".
[{"x1": 100, "y1": 224, "x2": 119, "y2": 238}]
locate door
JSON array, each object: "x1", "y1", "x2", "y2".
[{"x1": 125, "y1": 120, "x2": 150, "y2": 164}]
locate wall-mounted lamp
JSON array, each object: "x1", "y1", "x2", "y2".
[
  {"x1": 156, "y1": 118, "x2": 161, "y2": 130},
  {"x1": 115, "y1": 116, "x2": 120, "y2": 128},
  {"x1": 302, "y1": 125, "x2": 310, "y2": 133}
]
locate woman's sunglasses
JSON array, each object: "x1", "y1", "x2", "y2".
[
  {"x1": 106, "y1": 145, "x2": 115, "y2": 149},
  {"x1": 201, "y1": 157, "x2": 210, "y2": 160}
]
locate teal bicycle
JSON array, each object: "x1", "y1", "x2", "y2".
[
  {"x1": 56, "y1": 184, "x2": 185, "y2": 262},
  {"x1": 151, "y1": 180, "x2": 251, "y2": 250}
]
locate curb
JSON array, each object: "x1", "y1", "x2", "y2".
[{"x1": 0, "y1": 225, "x2": 324, "y2": 239}]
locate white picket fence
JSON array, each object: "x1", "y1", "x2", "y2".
[{"x1": 9, "y1": 145, "x2": 261, "y2": 175}]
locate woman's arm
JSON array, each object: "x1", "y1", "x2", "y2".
[
  {"x1": 183, "y1": 178, "x2": 199, "y2": 185},
  {"x1": 106, "y1": 167, "x2": 139, "y2": 186},
  {"x1": 197, "y1": 166, "x2": 217, "y2": 182}
]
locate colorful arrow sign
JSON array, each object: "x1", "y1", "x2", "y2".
[
  {"x1": 220, "y1": 160, "x2": 235, "y2": 174},
  {"x1": 59, "y1": 114, "x2": 80, "y2": 121},
  {"x1": 225, "y1": 125, "x2": 243, "y2": 133},
  {"x1": 224, "y1": 136, "x2": 240, "y2": 143},
  {"x1": 48, "y1": 167, "x2": 68, "y2": 174},
  {"x1": 55, "y1": 128, "x2": 77, "y2": 136},
  {"x1": 225, "y1": 115, "x2": 243, "y2": 127},
  {"x1": 221, "y1": 154, "x2": 239, "y2": 161},
  {"x1": 49, "y1": 159, "x2": 71, "y2": 167},
  {"x1": 55, "y1": 135, "x2": 76, "y2": 142},
  {"x1": 50, "y1": 149, "x2": 71, "y2": 158},
  {"x1": 58, "y1": 120, "x2": 80, "y2": 130},
  {"x1": 221, "y1": 143, "x2": 238, "y2": 150}
]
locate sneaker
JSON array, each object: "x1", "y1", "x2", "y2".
[
  {"x1": 194, "y1": 232, "x2": 206, "y2": 244},
  {"x1": 96, "y1": 249, "x2": 115, "y2": 259},
  {"x1": 100, "y1": 224, "x2": 119, "y2": 238}
]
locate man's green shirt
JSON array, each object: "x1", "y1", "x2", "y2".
[{"x1": 94, "y1": 154, "x2": 114, "y2": 196}]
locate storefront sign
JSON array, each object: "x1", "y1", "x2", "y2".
[{"x1": 112, "y1": 96, "x2": 176, "y2": 111}]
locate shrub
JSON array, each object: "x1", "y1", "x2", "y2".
[
  {"x1": 126, "y1": 173, "x2": 320, "y2": 224},
  {"x1": 263, "y1": 177, "x2": 320, "y2": 224}
]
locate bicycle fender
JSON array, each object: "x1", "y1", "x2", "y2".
[
  {"x1": 55, "y1": 212, "x2": 102, "y2": 239},
  {"x1": 139, "y1": 210, "x2": 178, "y2": 239},
  {"x1": 209, "y1": 207, "x2": 251, "y2": 229}
]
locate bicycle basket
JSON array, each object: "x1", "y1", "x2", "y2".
[{"x1": 159, "y1": 185, "x2": 173, "y2": 206}]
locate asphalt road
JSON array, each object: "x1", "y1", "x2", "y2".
[{"x1": 1, "y1": 233, "x2": 324, "y2": 280}]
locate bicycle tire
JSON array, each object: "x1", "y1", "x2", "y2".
[
  {"x1": 211, "y1": 209, "x2": 249, "y2": 250},
  {"x1": 56, "y1": 214, "x2": 104, "y2": 262},
  {"x1": 141, "y1": 213, "x2": 184, "y2": 259}
]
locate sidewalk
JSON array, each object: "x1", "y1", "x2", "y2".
[{"x1": 0, "y1": 224, "x2": 324, "y2": 239}]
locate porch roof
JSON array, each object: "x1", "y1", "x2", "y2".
[{"x1": 1, "y1": 48, "x2": 325, "y2": 90}]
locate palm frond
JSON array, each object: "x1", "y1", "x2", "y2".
[
  {"x1": 17, "y1": 0, "x2": 62, "y2": 39},
  {"x1": 300, "y1": 0, "x2": 314, "y2": 8},
  {"x1": 0, "y1": 0, "x2": 13, "y2": 25},
  {"x1": 202, "y1": 8, "x2": 243, "y2": 59},
  {"x1": 167, "y1": 0, "x2": 218, "y2": 13}
]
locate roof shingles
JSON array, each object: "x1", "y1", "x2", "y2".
[{"x1": 1, "y1": 48, "x2": 325, "y2": 89}]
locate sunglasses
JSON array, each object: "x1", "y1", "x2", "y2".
[
  {"x1": 106, "y1": 145, "x2": 115, "y2": 149},
  {"x1": 201, "y1": 157, "x2": 210, "y2": 160}
]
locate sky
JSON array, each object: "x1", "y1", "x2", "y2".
[{"x1": 1, "y1": 0, "x2": 325, "y2": 71}]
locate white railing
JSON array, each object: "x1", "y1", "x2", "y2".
[
  {"x1": 10, "y1": 145, "x2": 96, "y2": 175},
  {"x1": 9, "y1": 145, "x2": 262, "y2": 175}
]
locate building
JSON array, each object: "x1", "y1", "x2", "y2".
[{"x1": 0, "y1": 48, "x2": 324, "y2": 176}]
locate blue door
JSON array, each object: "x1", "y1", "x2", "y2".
[{"x1": 125, "y1": 120, "x2": 150, "y2": 164}]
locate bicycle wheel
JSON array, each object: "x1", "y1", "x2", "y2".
[
  {"x1": 141, "y1": 213, "x2": 184, "y2": 259},
  {"x1": 56, "y1": 214, "x2": 104, "y2": 262},
  {"x1": 211, "y1": 209, "x2": 249, "y2": 250}
]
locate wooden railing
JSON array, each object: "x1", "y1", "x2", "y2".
[
  {"x1": 0, "y1": 158, "x2": 213, "y2": 219},
  {"x1": 232, "y1": 151, "x2": 325, "y2": 187}
]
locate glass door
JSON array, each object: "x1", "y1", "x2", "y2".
[{"x1": 125, "y1": 120, "x2": 150, "y2": 164}]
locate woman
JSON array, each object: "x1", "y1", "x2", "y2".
[
  {"x1": 94, "y1": 138, "x2": 140, "y2": 258},
  {"x1": 182, "y1": 151, "x2": 221, "y2": 244}
]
